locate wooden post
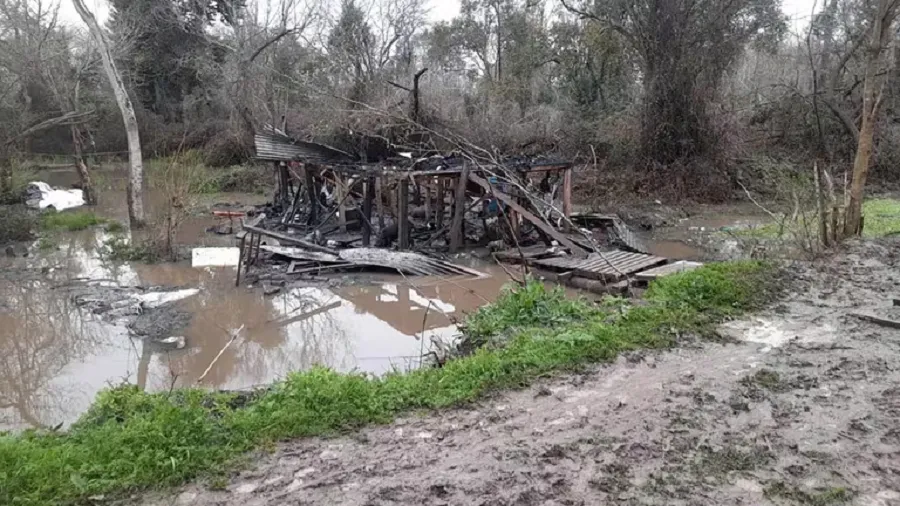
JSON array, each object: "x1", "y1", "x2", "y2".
[
  {"x1": 424, "y1": 179, "x2": 432, "y2": 222},
  {"x1": 235, "y1": 234, "x2": 246, "y2": 287},
  {"x1": 562, "y1": 167, "x2": 573, "y2": 222},
  {"x1": 435, "y1": 178, "x2": 445, "y2": 230},
  {"x1": 363, "y1": 174, "x2": 375, "y2": 246},
  {"x1": 398, "y1": 178, "x2": 410, "y2": 250},
  {"x1": 450, "y1": 165, "x2": 470, "y2": 252},
  {"x1": 336, "y1": 174, "x2": 347, "y2": 232},
  {"x1": 305, "y1": 164, "x2": 318, "y2": 225},
  {"x1": 376, "y1": 176, "x2": 386, "y2": 228}
]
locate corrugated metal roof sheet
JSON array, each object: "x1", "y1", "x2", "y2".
[{"x1": 254, "y1": 131, "x2": 356, "y2": 163}]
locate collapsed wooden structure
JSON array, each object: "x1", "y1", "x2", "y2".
[
  {"x1": 238, "y1": 128, "x2": 702, "y2": 291},
  {"x1": 253, "y1": 128, "x2": 578, "y2": 255}
]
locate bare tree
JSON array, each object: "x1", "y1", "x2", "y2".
[
  {"x1": 844, "y1": 0, "x2": 900, "y2": 236},
  {"x1": 72, "y1": 0, "x2": 145, "y2": 227}
]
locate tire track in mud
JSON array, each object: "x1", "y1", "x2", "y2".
[{"x1": 141, "y1": 240, "x2": 900, "y2": 506}]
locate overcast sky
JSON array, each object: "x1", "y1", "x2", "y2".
[{"x1": 57, "y1": 0, "x2": 819, "y2": 31}]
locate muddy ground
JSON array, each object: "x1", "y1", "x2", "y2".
[{"x1": 135, "y1": 239, "x2": 900, "y2": 506}]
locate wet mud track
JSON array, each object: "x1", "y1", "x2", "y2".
[{"x1": 143, "y1": 240, "x2": 900, "y2": 506}]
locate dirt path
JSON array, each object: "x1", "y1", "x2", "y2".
[{"x1": 142, "y1": 240, "x2": 900, "y2": 506}]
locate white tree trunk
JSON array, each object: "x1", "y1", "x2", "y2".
[{"x1": 72, "y1": 0, "x2": 145, "y2": 227}]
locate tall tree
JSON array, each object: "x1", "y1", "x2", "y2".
[
  {"x1": 561, "y1": 0, "x2": 785, "y2": 164},
  {"x1": 109, "y1": 0, "x2": 244, "y2": 121},
  {"x1": 72, "y1": 0, "x2": 145, "y2": 226},
  {"x1": 844, "y1": 0, "x2": 900, "y2": 235}
]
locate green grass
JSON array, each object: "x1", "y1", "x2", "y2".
[
  {"x1": 731, "y1": 198, "x2": 900, "y2": 241},
  {"x1": 0, "y1": 261, "x2": 778, "y2": 505},
  {"x1": 859, "y1": 198, "x2": 900, "y2": 237},
  {"x1": 765, "y1": 482, "x2": 855, "y2": 505},
  {"x1": 39, "y1": 210, "x2": 105, "y2": 232}
]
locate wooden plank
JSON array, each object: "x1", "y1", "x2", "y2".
[
  {"x1": 243, "y1": 224, "x2": 339, "y2": 255},
  {"x1": 562, "y1": 167, "x2": 573, "y2": 221},
  {"x1": 635, "y1": 261, "x2": 704, "y2": 281},
  {"x1": 363, "y1": 174, "x2": 375, "y2": 246},
  {"x1": 398, "y1": 178, "x2": 410, "y2": 250},
  {"x1": 450, "y1": 165, "x2": 470, "y2": 252},
  {"x1": 468, "y1": 172, "x2": 587, "y2": 257}
]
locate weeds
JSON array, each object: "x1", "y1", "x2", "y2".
[
  {"x1": 0, "y1": 205, "x2": 36, "y2": 243},
  {"x1": 740, "y1": 368, "x2": 784, "y2": 392},
  {"x1": 765, "y1": 482, "x2": 855, "y2": 505},
  {"x1": 0, "y1": 261, "x2": 777, "y2": 505},
  {"x1": 39, "y1": 210, "x2": 104, "y2": 232},
  {"x1": 101, "y1": 235, "x2": 158, "y2": 263}
]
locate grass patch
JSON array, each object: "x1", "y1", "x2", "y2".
[
  {"x1": 740, "y1": 368, "x2": 784, "y2": 391},
  {"x1": 731, "y1": 198, "x2": 900, "y2": 241},
  {"x1": 765, "y1": 482, "x2": 855, "y2": 505},
  {"x1": 39, "y1": 210, "x2": 104, "y2": 232},
  {"x1": 0, "y1": 261, "x2": 777, "y2": 505}
]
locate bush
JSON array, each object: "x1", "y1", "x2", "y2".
[{"x1": 0, "y1": 205, "x2": 36, "y2": 243}]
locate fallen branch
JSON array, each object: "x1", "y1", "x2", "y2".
[
  {"x1": 197, "y1": 325, "x2": 245, "y2": 384},
  {"x1": 850, "y1": 312, "x2": 900, "y2": 330}
]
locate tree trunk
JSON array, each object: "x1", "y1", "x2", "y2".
[
  {"x1": 845, "y1": 0, "x2": 898, "y2": 236},
  {"x1": 72, "y1": 0, "x2": 145, "y2": 227},
  {"x1": 71, "y1": 125, "x2": 95, "y2": 205}
]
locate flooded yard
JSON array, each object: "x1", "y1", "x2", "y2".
[
  {"x1": 0, "y1": 172, "x2": 774, "y2": 432},
  {"x1": 0, "y1": 222, "x2": 524, "y2": 431}
]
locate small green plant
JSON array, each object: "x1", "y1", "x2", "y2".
[
  {"x1": 37, "y1": 235, "x2": 57, "y2": 251},
  {"x1": 765, "y1": 482, "x2": 855, "y2": 505},
  {"x1": 0, "y1": 205, "x2": 36, "y2": 243},
  {"x1": 740, "y1": 368, "x2": 784, "y2": 391},
  {"x1": 40, "y1": 210, "x2": 105, "y2": 232},
  {"x1": 101, "y1": 235, "x2": 157, "y2": 263},
  {"x1": 105, "y1": 221, "x2": 126, "y2": 234}
]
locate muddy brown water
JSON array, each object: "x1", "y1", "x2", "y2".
[
  {"x1": 0, "y1": 224, "x2": 529, "y2": 431},
  {"x1": 1, "y1": 172, "x2": 768, "y2": 431}
]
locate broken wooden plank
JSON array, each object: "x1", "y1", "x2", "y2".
[
  {"x1": 450, "y1": 165, "x2": 470, "y2": 252},
  {"x1": 562, "y1": 167, "x2": 573, "y2": 220},
  {"x1": 634, "y1": 261, "x2": 704, "y2": 281},
  {"x1": 850, "y1": 312, "x2": 900, "y2": 330},
  {"x1": 468, "y1": 172, "x2": 588, "y2": 257},
  {"x1": 243, "y1": 224, "x2": 339, "y2": 255}
]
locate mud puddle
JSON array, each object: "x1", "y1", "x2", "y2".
[
  {"x1": 640, "y1": 204, "x2": 770, "y2": 260},
  {"x1": 0, "y1": 223, "x2": 526, "y2": 431}
]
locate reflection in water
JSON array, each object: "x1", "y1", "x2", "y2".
[{"x1": 0, "y1": 224, "x2": 516, "y2": 430}]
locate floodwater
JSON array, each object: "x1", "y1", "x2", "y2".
[
  {"x1": 0, "y1": 222, "x2": 524, "y2": 431},
  {"x1": 0, "y1": 171, "x2": 769, "y2": 431}
]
